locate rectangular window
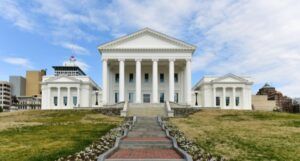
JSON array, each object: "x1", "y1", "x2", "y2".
[
  {"x1": 160, "y1": 93, "x2": 164, "y2": 103},
  {"x1": 216, "y1": 97, "x2": 220, "y2": 106},
  {"x1": 115, "y1": 93, "x2": 119, "y2": 103},
  {"x1": 115, "y1": 73, "x2": 119, "y2": 83},
  {"x1": 54, "y1": 96, "x2": 58, "y2": 106},
  {"x1": 128, "y1": 93, "x2": 134, "y2": 103},
  {"x1": 226, "y1": 97, "x2": 230, "y2": 106},
  {"x1": 236, "y1": 97, "x2": 240, "y2": 106},
  {"x1": 73, "y1": 96, "x2": 77, "y2": 106},
  {"x1": 95, "y1": 93, "x2": 99, "y2": 106},
  {"x1": 174, "y1": 73, "x2": 178, "y2": 83},
  {"x1": 160, "y1": 73, "x2": 164, "y2": 83},
  {"x1": 143, "y1": 94, "x2": 150, "y2": 103},
  {"x1": 63, "y1": 96, "x2": 68, "y2": 106},
  {"x1": 144, "y1": 73, "x2": 149, "y2": 82},
  {"x1": 129, "y1": 73, "x2": 134, "y2": 83},
  {"x1": 175, "y1": 93, "x2": 179, "y2": 103}
]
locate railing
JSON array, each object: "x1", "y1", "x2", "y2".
[
  {"x1": 165, "y1": 101, "x2": 174, "y2": 117},
  {"x1": 120, "y1": 101, "x2": 128, "y2": 117}
]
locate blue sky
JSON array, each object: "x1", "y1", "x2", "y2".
[{"x1": 0, "y1": 0, "x2": 300, "y2": 97}]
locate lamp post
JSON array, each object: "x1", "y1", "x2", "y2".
[{"x1": 195, "y1": 92, "x2": 198, "y2": 106}]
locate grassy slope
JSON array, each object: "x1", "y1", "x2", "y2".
[
  {"x1": 171, "y1": 110, "x2": 300, "y2": 161},
  {"x1": 0, "y1": 110, "x2": 122, "y2": 161}
]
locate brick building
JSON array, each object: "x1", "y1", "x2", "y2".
[{"x1": 256, "y1": 83, "x2": 294, "y2": 112}]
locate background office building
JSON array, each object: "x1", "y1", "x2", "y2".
[
  {"x1": 26, "y1": 70, "x2": 46, "y2": 97},
  {"x1": 9, "y1": 76, "x2": 26, "y2": 97},
  {"x1": 0, "y1": 81, "x2": 11, "y2": 111}
]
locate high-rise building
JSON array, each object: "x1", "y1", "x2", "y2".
[
  {"x1": 0, "y1": 81, "x2": 11, "y2": 111},
  {"x1": 9, "y1": 76, "x2": 26, "y2": 97},
  {"x1": 26, "y1": 70, "x2": 46, "y2": 97},
  {"x1": 53, "y1": 56, "x2": 86, "y2": 76}
]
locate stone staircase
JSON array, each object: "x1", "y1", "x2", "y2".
[
  {"x1": 127, "y1": 104, "x2": 166, "y2": 117},
  {"x1": 105, "y1": 117, "x2": 186, "y2": 161}
]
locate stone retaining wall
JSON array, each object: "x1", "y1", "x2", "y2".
[
  {"x1": 92, "y1": 108, "x2": 123, "y2": 116},
  {"x1": 172, "y1": 108, "x2": 201, "y2": 117}
]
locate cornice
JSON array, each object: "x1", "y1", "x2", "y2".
[
  {"x1": 100, "y1": 48, "x2": 195, "y2": 53},
  {"x1": 98, "y1": 28, "x2": 196, "y2": 52}
]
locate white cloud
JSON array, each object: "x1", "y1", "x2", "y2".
[
  {"x1": 0, "y1": 0, "x2": 34, "y2": 30},
  {"x1": 61, "y1": 43, "x2": 89, "y2": 55},
  {"x1": 3, "y1": 57, "x2": 33, "y2": 69},
  {"x1": 190, "y1": 0, "x2": 300, "y2": 97},
  {"x1": 1, "y1": 0, "x2": 300, "y2": 97}
]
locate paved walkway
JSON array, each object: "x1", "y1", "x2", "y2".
[{"x1": 105, "y1": 117, "x2": 185, "y2": 161}]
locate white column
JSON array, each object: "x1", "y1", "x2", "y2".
[
  {"x1": 185, "y1": 59, "x2": 192, "y2": 105},
  {"x1": 152, "y1": 59, "x2": 158, "y2": 103},
  {"x1": 223, "y1": 87, "x2": 226, "y2": 109},
  {"x1": 135, "y1": 59, "x2": 142, "y2": 103},
  {"x1": 102, "y1": 59, "x2": 108, "y2": 105},
  {"x1": 48, "y1": 87, "x2": 51, "y2": 108},
  {"x1": 242, "y1": 87, "x2": 246, "y2": 109},
  {"x1": 67, "y1": 87, "x2": 71, "y2": 108},
  {"x1": 57, "y1": 87, "x2": 61, "y2": 108},
  {"x1": 169, "y1": 59, "x2": 175, "y2": 102},
  {"x1": 119, "y1": 59, "x2": 125, "y2": 102},
  {"x1": 77, "y1": 87, "x2": 80, "y2": 107},
  {"x1": 212, "y1": 87, "x2": 216, "y2": 107},
  {"x1": 233, "y1": 87, "x2": 236, "y2": 108}
]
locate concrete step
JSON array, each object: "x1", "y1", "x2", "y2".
[
  {"x1": 120, "y1": 137, "x2": 173, "y2": 149},
  {"x1": 106, "y1": 159, "x2": 185, "y2": 161},
  {"x1": 128, "y1": 107, "x2": 166, "y2": 117},
  {"x1": 127, "y1": 133, "x2": 166, "y2": 138},
  {"x1": 129, "y1": 103, "x2": 165, "y2": 108},
  {"x1": 119, "y1": 142, "x2": 173, "y2": 149},
  {"x1": 107, "y1": 149, "x2": 183, "y2": 160},
  {"x1": 104, "y1": 117, "x2": 185, "y2": 161}
]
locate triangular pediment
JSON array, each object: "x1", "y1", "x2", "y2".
[
  {"x1": 45, "y1": 76, "x2": 81, "y2": 83},
  {"x1": 212, "y1": 73, "x2": 249, "y2": 83},
  {"x1": 98, "y1": 28, "x2": 196, "y2": 51}
]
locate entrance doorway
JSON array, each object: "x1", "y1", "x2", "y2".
[{"x1": 143, "y1": 94, "x2": 151, "y2": 103}]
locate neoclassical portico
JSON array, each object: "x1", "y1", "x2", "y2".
[
  {"x1": 47, "y1": 86, "x2": 81, "y2": 108},
  {"x1": 101, "y1": 58, "x2": 192, "y2": 105},
  {"x1": 192, "y1": 74, "x2": 253, "y2": 110},
  {"x1": 41, "y1": 75, "x2": 102, "y2": 109},
  {"x1": 99, "y1": 28, "x2": 196, "y2": 105}
]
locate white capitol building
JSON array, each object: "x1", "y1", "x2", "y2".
[{"x1": 41, "y1": 28, "x2": 253, "y2": 112}]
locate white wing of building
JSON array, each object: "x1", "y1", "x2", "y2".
[
  {"x1": 41, "y1": 75, "x2": 102, "y2": 109},
  {"x1": 192, "y1": 73, "x2": 254, "y2": 110}
]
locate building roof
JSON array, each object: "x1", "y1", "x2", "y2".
[
  {"x1": 52, "y1": 66, "x2": 86, "y2": 76},
  {"x1": 193, "y1": 73, "x2": 253, "y2": 90},
  {"x1": 42, "y1": 75, "x2": 101, "y2": 90},
  {"x1": 98, "y1": 28, "x2": 196, "y2": 53},
  {"x1": 262, "y1": 83, "x2": 274, "y2": 89}
]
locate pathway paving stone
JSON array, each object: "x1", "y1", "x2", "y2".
[{"x1": 105, "y1": 117, "x2": 185, "y2": 161}]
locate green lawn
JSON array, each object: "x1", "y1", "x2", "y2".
[
  {"x1": 170, "y1": 110, "x2": 300, "y2": 161},
  {"x1": 0, "y1": 110, "x2": 122, "y2": 161}
]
